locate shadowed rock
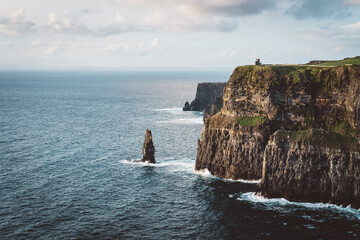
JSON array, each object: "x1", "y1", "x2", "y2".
[
  {"x1": 142, "y1": 129, "x2": 155, "y2": 164},
  {"x1": 183, "y1": 82, "x2": 226, "y2": 111}
]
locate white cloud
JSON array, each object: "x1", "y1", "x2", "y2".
[
  {"x1": 31, "y1": 39, "x2": 42, "y2": 47},
  {"x1": 297, "y1": 21, "x2": 360, "y2": 49},
  {"x1": 217, "y1": 49, "x2": 237, "y2": 59},
  {"x1": 0, "y1": 9, "x2": 36, "y2": 35},
  {"x1": 46, "y1": 12, "x2": 90, "y2": 35},
  {"x1": 150, "y1": 38, "x2": 159, "y2": 48},
  {"x1": 0, "y1": 42, "x2": 13, "y2": 47},
  {"x1": 98, "y1": 38, "x2": 160, "y2": 56},
  {"x1": 45, "y1": 46, "x2": 60, "y2": 55},
  {"x1": 44, "y1": 41, "x2": 67, "y2": 55}
]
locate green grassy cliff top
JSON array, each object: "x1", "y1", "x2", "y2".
[{"x1": 312, "y1": 56, "x2": 360, "y2": 67}]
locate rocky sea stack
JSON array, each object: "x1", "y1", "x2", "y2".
[
  {"x1": 142, "y1": 129, "x2": 155, "y2": 164},
  {"x1": 196, "y1": 63, "x2": 360, "y2": 208}
]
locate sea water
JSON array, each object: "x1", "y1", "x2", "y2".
[{"x1": 0, "y1": 71, "x2": 359, "y2": 239}]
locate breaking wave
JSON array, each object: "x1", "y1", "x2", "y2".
[
  {"x1": 120, "y1": 158, "x2": 194, "y2": 173},
  {"x1": 156, "y1": 118, "x2": 203, "y2": 125},
  {"x1": 238, "y1": 192, "x2": 360, "y2": 218},
  {"x1": 194, "y1": 168, "x2": 261, "y2": 184}
]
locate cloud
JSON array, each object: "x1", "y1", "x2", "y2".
[
  {"x1": 286, "y1": 0, "x2": 351, "y2": 19},
  {"x1": 106, "y1": 0, "x2": 276, "y2": 33},
  {"x1": 46, "y1": 12, "x2": 90, "y2": 35},
  {"x1": 297, "y1": 21, "x2": 360, "y2": 50},
  {"x1": 118, "y1": 0, "x2": 276, "y2": 16},
  {"x1": 44, "y1": 41, "x2": 67, "y2": 55},
  {"x1": 0, "y1": 42, "x2": 14, "y2": 47},
  {"x1": 217, "y1": 49, "x2": 237, "y2": 59},
  {"x1": 346, "y1": 0, "x2": 360, "y2": 5},
  {"x1": 2, "y1": 1, "x2": 359, "y2": 38},
  {"x1": 0, "y1": 9, "x2": 36, "y2": 35},
  {"x1": 98, "y1": 38, "x2": 160, "y2": 56},
  {"x1": 31, "y1": 39, "x2": 42, "y2": 47},
  {"x1": 45, "y1": 46, "x2": 60, "y2": 55}
]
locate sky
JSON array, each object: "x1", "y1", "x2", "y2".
[{"x1": 1, "y1": 0, "x2": 360, "y2": 70}]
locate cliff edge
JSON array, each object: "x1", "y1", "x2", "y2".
[{"x1": 196, "y1": 64, "x2": 360, "y2": 207}]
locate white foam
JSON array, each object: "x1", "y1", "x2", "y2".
[
  {"x1": 194, "y1": 168, "x2": 261, "y2": 184},
  {"x1": 120, "y1": 159, "x2": 155, "y2": 166},
  {"x1": 156, "y1": 118, "x2": 203, "y2": 125},
  {"x1": 222, "y1": 178, "x2": 261, "y2": 184},
  {"x1": 120, "y1": 158, "x2": 194, "y2": 173},
  {"x1": 238, "y1": 192, "x2": 360, "y2": 218},
  {"x1": 194, "y1": 168, "x2": 213, "y2": 177},
  {"x1": 152, "y1": 107, "x2": 183, "y2": 112}
]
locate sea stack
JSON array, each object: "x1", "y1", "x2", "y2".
[{"x1": 142, "y1": 129, "x2": 155, "y2": 164}]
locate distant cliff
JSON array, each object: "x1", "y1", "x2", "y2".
[
  {"x1": 195, "y1": 64, "x2": 360, "y2": 207},
  {"x1": 183, "y1": 82, "x2": 226, "y2": 111}
]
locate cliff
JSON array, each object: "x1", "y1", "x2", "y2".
[
  {"x1": 183, "y1": 82, "x2": 226, "y2": 111},
  {"x1": 260, "y1": 129, "x2": 360, "y2": 208},
  {"x1": 196, "y1": 64, "x2": 360, "y2": 206}
]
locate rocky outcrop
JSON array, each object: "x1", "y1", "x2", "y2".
[
  {"x1": 196, "y1": 113, "x2": 271, "y2": 180},
  {"x1": 196, "y1": 65, "x2": 360, "y2": 206},
  {"x1": 203, "y1": 96, "x2": 223, "y2": 120},
  {"x1": 183, "y1": 82, "x2": 226, "y2": 111},
  {"x1": 142, "y1": 129, "x2": 155, "y2": 163},
  {"x1": 260, "y1": 129, "x2": 360, "y2": 208}
]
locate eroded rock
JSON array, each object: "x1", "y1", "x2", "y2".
[
  {"x1": 259, "y1": 129, "x2": 360, "y2": 208},
  {"x1": 142, "y1": 129, "x2": 155, "y2": 164}
]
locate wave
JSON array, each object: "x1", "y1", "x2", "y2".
[
  {"x1": 156, "y1": 118, "x2": 203, "y2": 125},
  {"x1": 194, "y1": 168, "x2": 212, "y2": 177},
  {"x1": 120, "y1": 158, "x2": 194, "y2": 173},
  {"x1": 238, "y1": 192, "x2": 360, "y2": 218},
  {"x1": 221, "y1": 178, "x2": 261, "y2": 184},
  {"x1": 152, "y1": 107, "x2": 183, "y2": 112},
  {"x1": 194, "y1": 168, "x2": 261, "y2": 184}
]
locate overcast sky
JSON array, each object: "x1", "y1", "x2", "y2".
[{"x1": 1, "y1": 0, "x2": 360, "y2": 70}]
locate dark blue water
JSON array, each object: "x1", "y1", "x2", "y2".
[{"x1": 1, "y1": 71, "x2": 359, "y2": 240}]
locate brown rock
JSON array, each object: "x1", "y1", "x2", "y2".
[
  {"x1": 142, "y1": 129, "x2": 155, "y2": 164},
  {"x1": 259, "y1": 129, "x2": 360, "y2": 208}
]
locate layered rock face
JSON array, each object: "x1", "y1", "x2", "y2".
[
  {"x1": 260, "y1": 129, "x2": 360, "y2": 208},
  {"x1": 142, "y1": 129, "x2": 155, "y2": 163},
  {"x1": 183, "y1": 82, "x2": 226, "y2": 111},
  {"x1": 196, "y1": 113, "x2": 271, "y2": 179},
  {"x1": 196, "y1": 65, "x2": 360, "y2": 201}
]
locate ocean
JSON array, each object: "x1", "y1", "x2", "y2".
[{"x1": 0, "y1": 71, "x2": 359, "y2": 239}]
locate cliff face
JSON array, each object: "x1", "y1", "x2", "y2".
[
  {"x1": 196, "y1": 113, "x2": 271, "y2": 179},
  {"x1": 183, "y1": 82, "x2": 226, "y2": 111},
  {"x1": 196, "y1": 65, "x2": 360, "y2": 193},
  {"x1": 260, "y1": 129, "x2": 360, "y2": 208}
]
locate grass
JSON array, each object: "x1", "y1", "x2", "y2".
[
  {"x1": 236, "y1": 116, "x2": 268, "y2": 127},
  {"x1": 329, "y1": 120, "x2": 360, "y2": 138},
  {"x1": 276, "y1": 128, "x2": 359, "y2": 149},
  {"x1": 315, "y1": 57, "x2": 360, "y2": 67}
]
